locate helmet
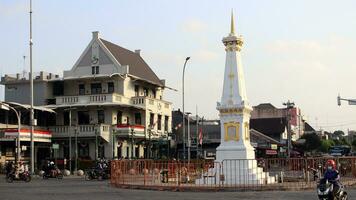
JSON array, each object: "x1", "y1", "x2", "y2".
[{"x1": 326, "y1": 159, "x2": 336, "y2": 170}]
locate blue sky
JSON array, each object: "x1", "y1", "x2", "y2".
[{"x1": 1, "y1": 0, "x2": 356, "y2": 132}]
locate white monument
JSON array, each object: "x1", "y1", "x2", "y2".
[{"x1": 197, "y1": 13, "x2": 275, "y2": 185}]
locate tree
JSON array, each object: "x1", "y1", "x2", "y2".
[
  {"x1": 333, "y1": 130, "x2": 345, "y2": 139},
  {"x1": 352, "y1": 139, "x2": 356, "y2": 151},
  {"x1": 301, "y1": 133, "x2": 321, "y2": 152},
  {"x1": 319, "y1": 139, "x2": 335, "y2": 153}
]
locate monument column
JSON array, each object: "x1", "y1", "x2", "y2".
[{"x1": 215, "y1": 12, "x2": 255, "y2": 162}]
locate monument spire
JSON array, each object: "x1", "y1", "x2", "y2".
[{"x1": 230, "y1": 10, "x2": 235, "y2": 36}]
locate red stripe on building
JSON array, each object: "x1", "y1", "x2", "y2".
[{"x1": 4, "y1": 129, "x2": 52, "y2": 135}]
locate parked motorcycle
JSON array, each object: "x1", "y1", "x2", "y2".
[
  {"x1": 43, "y1": 168, "x2": 63, "y2": 179},
  {"x1": 317, "y1": 179, "x2": 348, "y2": 200},
  {"x1": 85, "y1": 168, "x2": 108, "y2": 181},
  {"x1": 6, "y1": 171, "x2": 31, "y2": 183}
]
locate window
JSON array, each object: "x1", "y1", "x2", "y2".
[
  {"x1": 143, "y1": 88, "x2": 148, "y2": 96},
  {"x1": 79, "y1": 84, "x2": 85, "y2": 95},
  {"x1": 117, "y1": 111, "x2": 122, "y2": 125},
  {"x1": 135, "y1": 147, "x2": 139, "y2": 158},
  {"x1": 63, "y1": 111, "x2": 70, "y2": 126},
  {"x1": 134, "y1": 85, "x2": 139, "y2": 96},
  {"x1": 78, "y1": 111, "x2": 90, "y2": 125},
  {"x1": 126, "y1": 116, "x2": 130, "y2": 125},
  {"x1": 97, "y1": 110, "x2": 105, "y2": 124},
  {"x1": 157, "y1": 114, "x2": 162, "y2": 130},
  {"x1": 126, "y1": 146, "x2": 129, "y2": 158},
  {"x1": 149, "y1": 113, "x2": 154, "y2": 128},
  {"x1": 107, "y1": 82, "x2": 114, "y2": 93},
  {"x1": 78, "y1": 142, "x2": 89, "y2": 158},
  {"x1": 92, "y1": 66, "x2": 99, "y2": 75},
  {"x1": 153, "y1": 89, "x2": 156, "y2": 98},
  {"x1": 91, "y1": 83, "x2": 102, "y2": 94},
  {"x1": 52, "y1": 81, "x2": 64, "y2": 96},
  {"x1": 98, "y1": 145, "x2": 105, "y2": 159},
  {"x1": 164, "y1": 116, "x2": 169, "y2": 132},
  {"x1": 135, "y1": 113, "x2": 141, "y2": 125}
]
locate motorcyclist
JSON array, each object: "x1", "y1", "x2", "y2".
[
  {"x1": 15, "y1": 161, "x2": 25, "y2": 178},
  {"x1": 322, "y1": 159, "x2": 341, "y2": 196},
  {"x1": 5, "y1": 161, "x2": 14, "y2": 177},
  {"x1": 95, "y1": 159, "x2": 104, "y2": 174}
]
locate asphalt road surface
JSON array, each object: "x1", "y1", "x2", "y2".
[{"x1": 0, "y1": 176, "x2": 355, "y2": 200}]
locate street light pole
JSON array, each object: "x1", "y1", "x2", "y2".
[
  {"x1": 29, "y1": 0, "x2": 35, "y2": 174},
  {"x1": 182, "y1": 57, "x2": 190, "y2": 161}
]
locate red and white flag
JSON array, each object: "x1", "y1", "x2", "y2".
[
  {"x1": 198, "y1": 128, "x2": 203, "y2": 145},
  {"x1": 174, "y1": 123, "x2": 182, "y2": 130}
]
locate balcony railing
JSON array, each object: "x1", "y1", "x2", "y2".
[
  {"x1": 131, "y1": 96, "x2": 171, "y2": 112},
  {"x1": 50, "y1": 124, "x2": 111, "y2": 142},
  {"x1": 54, "y1": 94, "x2": 172, "y2": 113},
  {"x1": 55, "y1": 93, "x2": 130, "y2": 106}
]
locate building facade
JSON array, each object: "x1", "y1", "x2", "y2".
[{"x1": 1, "y1": 31, "x2": 172, "y2": 168}]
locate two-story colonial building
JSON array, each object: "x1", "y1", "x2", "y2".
[{"x1": 1, "y1": 31, "x2": 172, "y2": 167}]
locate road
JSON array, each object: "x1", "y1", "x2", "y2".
[{"x1": 0, "y1": 176, "x2": 355, "y2": 200}]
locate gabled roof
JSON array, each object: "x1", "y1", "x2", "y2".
[
  {"x1": 100, "y1": 39, "x2": 163, "y2": 86},
  {"x1": 304, "y1": 122, "x2": 315, "y2": 132},
  {"x1": 254, "y1": 103, "x2": 277, "y2": 110},
  {"x1": 250, "y1": 117, "x2": 287, "y2": 141},
  {"x1": 250, "y1": 129, "x2": 281, "y2": 145}
]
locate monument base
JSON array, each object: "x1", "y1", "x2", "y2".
[
  {"x1": 196, "y1": 145, "x2": 276, "y2": 185},
  {"x1": 215, "y1": 144, "x2": 255, "y2": 162}
]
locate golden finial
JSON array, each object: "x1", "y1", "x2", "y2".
[{"x1": 230, "y1": 10, "x2": 235, "y2": 35}]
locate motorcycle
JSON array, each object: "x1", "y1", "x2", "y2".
[
  {"x1": 317, "y1": 179, "x2": 348, "y2": 200},
  {"x1": 43, "y1": 168, "x2": 63, "y2": 179},
  {"x1": 6, "y1": 171, "x2": 31, "y2": 183},
  {"x1": 85, "y1": 168, "x2": 108, "y2": 181}
]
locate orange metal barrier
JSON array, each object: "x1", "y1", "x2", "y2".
[{"x1": 110, "y1": 157, "x2": 356, "y2": 191}]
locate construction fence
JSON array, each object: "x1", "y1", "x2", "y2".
[{"x1": 110, "y1": 157, "x2": 356, "y2": 191}]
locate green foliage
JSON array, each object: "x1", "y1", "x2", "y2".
[
  {"x1": 333, "y1": 137, "x2": 350, "y2": 146},
  {"x1": 351, "y1": 139, "x2": 356, "y2": 150},
  {"x1": 333, "y1": 130, "x2": 345, "y2": 138},
  {"x1": 301, "y1": 133, "x2": 321, "y2": 152},
  {"x1": 319, "y1": 139, "x2": 335, "y2": 153}
]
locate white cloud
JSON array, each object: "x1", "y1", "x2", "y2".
[
  {"x1": 181, "y1": 19, "x2": 206, "y2": 33},
  {"x1": 192, "y1": 50, "x2": 219, "y2": 63},
  {"x1": 0, "y1": 2, "x2": 27, "y2": 17}
]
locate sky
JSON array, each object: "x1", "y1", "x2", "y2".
[{"x1": 1, "y1": 0, "x2": 356, "y2": 132}]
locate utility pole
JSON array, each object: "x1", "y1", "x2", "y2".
[
  {"x1": 196, "y1": 105, "x2": 199, "y2": 159},
  {"x1": 29, "y1": 0, "x2": 35, "y2": 174},
  {"x1": 283, "y1": 100, "x2": 295, "y2": 158},
  {"x1": 200, "y1": 117, "x2": 204, "y2": 159},
  {"x1": 95, "y1": 125, "x2": 98, "y2": 160},
  {"x1": 74, "y1": 127, "x2": 78, "y2": 172},
  {"x1": 131, "y1": 127, "x2": 134, "y2": 159},
  {"x1": 69, "y1": 109, "x2": 72, "y2": 173},
  {"x1": 187, "y1": 112, "x2": 191, "y2": 164}
]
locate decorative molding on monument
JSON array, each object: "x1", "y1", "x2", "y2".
[
  {"x1": 217, "y1": 105, "x2": 252, "y2": 114},
  {"x1": 222, "y1": 38, "x2": 244, "y2": 52}
]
